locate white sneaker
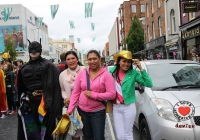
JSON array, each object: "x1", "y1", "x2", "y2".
[{"x1": 0, "y1": 114, "x2": 7, "y2": 119}]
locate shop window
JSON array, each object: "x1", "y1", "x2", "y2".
[
  {"x1": 146, "y1": 3, "x2": 149, "y2": 17},
  {"x1": 170, "y1": 9, "x2": 176, "y2": 34},
  {"x1": 189, "y1": 12, "x2": 195, "y2": 21},
  {"x1": 131, "y1": 5, "x2": 136, "y2": 13},
  {"x1": 152, "y1": 0, "x2": 154, "y2": 14},
  {"x1": 158, "y1": 17, "x2": 162, "y2": 36}
]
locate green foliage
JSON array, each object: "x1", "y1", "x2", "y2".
[
  {"x1": 125, "y1": 15, "x2": 144, "y2": 54},
  {"x1": 3, "y1": 36, "x2": 17, "y2": 61}
]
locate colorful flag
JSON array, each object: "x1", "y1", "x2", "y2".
[
  {"x1": 38, "y1": 17, "x2": 43, "y2": 27},
  {"x1": 85, "y1": 3, "x2": 93, "y2": 18},
  {"x1": 92, "y1": 37, "x2": 96, "y2": 42},
  {"x1": 77, "y1": 38, "x2": 81, "y2": 43},
  {"x1": 51, "y1": 5, "x2": 59, "y2": 19},
  {"x1": 91, "y1": 23, "x2": 95, "y2": 31},
  {"x1": 63, "y1": 38, "x2": 66, "y2": 43},
  {"x1": 3, "y1": 7, "x2": 12, "y2": 22},
  {"x1": 69, "y1": 21, "x2": 75, "y2": 29}
]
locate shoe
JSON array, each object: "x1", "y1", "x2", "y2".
[
  {"x1": 0, "y1": 114, "x2": 7, "y2": 119},
  {"x1": 7, "y1": 110, "x2": 11, "y2": 114},
  {"x1": 9, "y1": 110, "x2": 17, "y2": 115}
]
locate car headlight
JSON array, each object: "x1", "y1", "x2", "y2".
[{"x1": 150, "y1": 98, "x2": 178, "y2": 122}]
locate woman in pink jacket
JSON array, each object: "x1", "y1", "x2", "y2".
[{"x1": 67, "y1": 50, "x2": 116, "y2": 140}]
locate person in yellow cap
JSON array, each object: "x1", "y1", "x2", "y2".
[{"x1": 109, "y1": 50, "x2": 153, "y2": 140}]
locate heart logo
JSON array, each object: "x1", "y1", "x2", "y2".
[{"x1": 178, "y1": 106, "x2": 190, "y2": 116}]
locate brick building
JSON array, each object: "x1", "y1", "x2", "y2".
[
  {"x1": 144, "y1": 0, "x2": 166, "y2": 59},
  {"x1": 118, "y1": 0, "x2": 145, "y2": 48}
]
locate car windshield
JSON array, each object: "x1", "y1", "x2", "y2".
[{"x1": 146, "y1": 63, "x2": 200, "y2": 88}]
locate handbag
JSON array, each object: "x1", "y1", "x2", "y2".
[
  {"x1": 68, "y1": 107, "x2": 83, "y2": 136},
  {"x1": 85, "y1": 70, "x2": 113, "y2": 113}
]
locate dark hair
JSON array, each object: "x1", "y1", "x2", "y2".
[
  {"x1": 112, "y1": 57, "x2": 133, "y2": 83},
  {"x1": 60, "y1": 52, "x2": 66, "y2": 62},
  {"x1": 4, "y1": 62, "x2": 13, "y2": 71},
  {"x1": 65, "y1": 51, "x2": 83, "y2": 68},
  {"x1": 13, "y1": 61, "x2": 17, "y2": 66},
  {"x1": 87, "y1": 50, "x2": 100, "y2": 58},
  {"x1": 17, "y1": 59, "x2": 24, "y2": 65}
]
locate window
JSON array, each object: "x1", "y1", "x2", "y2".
[
  {"x1": 158, "y1": 0, "x2": 160, "y2": 8},
  {"x1": 146, "y1": 3, "x2": 149, "y2": 17},
  {"x1": 121, "y1": 9, "x2": 123, "y2": 16},
  {"x1": 147, "y1": 26, "x2": 150, "y2": 41},
  {"x1": 131, "y1": 5, "x2": 136, "y2": 13},
  {"x1": 170, "y1": 9, "x2": 176, "y2": 33},
  {"x1": 121, "y1": 32, "x2": 125, "y2": 40},
  {"x1": 141, "y1": 5, "x2": 145, "y2": 13},
  {"x1": 122, "y1": 20, "x2": 124, "y2": 28},
  {"x1": 158, "y1": 17, "x2": 162, "y2": 36},
  {"x1": 189, "y1": 12, "x2": 195, "y2": 21},
  {"x1": 152, "y1": 0, "x2": 154, "y2": 13},
  {"x1": 152, "y1": 22, "x2": 155, "y2": 39}
]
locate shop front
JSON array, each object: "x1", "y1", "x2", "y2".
[
  {"x1": 179, "y1": 17, "x2": 200, "y2": 60},
  {"x1": 165, "y1": 37, "x2": 182, "y2": 59}
]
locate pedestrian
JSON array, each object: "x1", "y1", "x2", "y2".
[
  {"x1": 197, "y1": 52, "x2": 200, "y2": 63},
  {"x1": 66, "y1": 50, "x2": 116, "y2": 140},
  {"x1": 191, "y1": 48, "x2": 199, "y2": 62},
  {"x1": 58, "y1": 52, "x2": 67, "y2": 73},
  {"x1": 0, "y1": 66, "x2": 7, "y2": 119},
  {"x1": 4, "y1": 62, "x2": 17, "y2": 115},
  {"x1": 109, "y1": 50, "x2": 153, "y2": 140},
  {"x1": 59, "y1": 51, "x2": 85, "y2": 140},
  {"x1": 17, "y1": 39, "x2": 62, "y2": 140}
]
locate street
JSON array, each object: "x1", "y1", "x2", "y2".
[{"x1": 0, "y1": 113, "x2": 140, "y2": 140}]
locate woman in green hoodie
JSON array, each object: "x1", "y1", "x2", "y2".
[{"x1": 109, "y1": 50, "x2": 153, "y2": 140}]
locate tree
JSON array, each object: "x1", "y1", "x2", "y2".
[
  {"x1": 3, "y1": 36, "x2": 17, "y2": 61},
  {"x1": 125, "y1": 15, "x2": 144, "y2": 54}
]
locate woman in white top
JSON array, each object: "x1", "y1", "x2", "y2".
[{"x1": 59, "y1": 51, "x2": 85, "y2": 140}]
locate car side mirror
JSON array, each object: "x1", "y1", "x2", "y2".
[{"x1": 135, "y1": 83, "x2": 144, "y2": 94}]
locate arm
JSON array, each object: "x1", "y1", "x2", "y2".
[
  {"x1": 67, "y1": 72, "x2": 82, "y2": 114},
  {"x1": 91, "y1": 72, "x2": 116, "y2": 101},
  {"x1": 135, "y1": 70, "x2": 153, "y2": 87},
  {"x1": 59, "y1": 74, "x2": 67, "y2": 100}
]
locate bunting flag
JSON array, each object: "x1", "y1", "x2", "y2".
[
  {"x1": 69, "y1": 21, "x2": 75, "y2": 29},
  {"x1": 51, "y1": 5, "x2": 59, "y2": 19},
  {"x1": 3, "y1": 8, "x2": 12, "y2": 22},
  {"x1": 85, "y1": 3, "x2": 93, "y2": 18},
  {"x1": 77, "y1": 38, "x2": 81, "y2": 43},
  {"x1": 38, "y1": 17, "x2": 43, "y2": 27},
  {"x1": 63, "y1": 38, "x2": 66, "y2": 43},
  {"x1": 92, "y1": 37, "x2": 96, "y2": 42},
  {"x1": 91, "y1": 23, "x2": 95, "y2": 31}
]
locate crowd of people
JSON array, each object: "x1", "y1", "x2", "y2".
[{"x1": 0, "y1": 39, "x2": 153, "y2": 140}]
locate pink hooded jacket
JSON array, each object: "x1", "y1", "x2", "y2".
[{"x1": 67, "y1": 67, "x2": 116, "y2": 113}]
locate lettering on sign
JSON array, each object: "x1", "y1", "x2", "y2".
[
  {"x1": 183, "y1": 2, "x2": 199, "y2": 13},
  {"x1": 182, "y1": 26, "x2": 200, "y2": 39}
]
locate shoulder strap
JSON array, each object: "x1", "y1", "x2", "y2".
[{"x1": 85, "y1": 70, "x2": 90, "y2": 91}]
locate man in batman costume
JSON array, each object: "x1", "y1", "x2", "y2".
[{"x1": 17, "y1": 39, "x2": 62, "y2": 140}]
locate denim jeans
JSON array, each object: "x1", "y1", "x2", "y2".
[{"x1": 78, "y1": 107, "x2": 106, "y2": 140}]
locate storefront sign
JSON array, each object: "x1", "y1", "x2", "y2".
[
  {"x1": 183, "y1": 2, "x2": 199, "y2": 13},
  {"x1": 0, "y1": 11, "x2": 19, "y2": 20},
  {"x1": 168, "y1": 43, "x2": 180, "y2": 52},
  {"x1": 182, "y1": 26, "x2": 200, "y2": 40}
]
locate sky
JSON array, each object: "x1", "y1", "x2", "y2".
[{"x1": 1, "y1": 0, "x2": 124, "y2": 53}]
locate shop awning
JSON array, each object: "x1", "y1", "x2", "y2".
[
  {"x1": 179, "y1": 16, "x2": 200, "y2": 31},
  {"x1": 165, "y1": 37, "x2": 180, "y2": 47}
]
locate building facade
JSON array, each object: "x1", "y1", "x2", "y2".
[
  {"x1": 165, "y1": 0, "x2": 182, "y2": 59},
  {"x1": 179, "y1": 0, "x2": 200, "y2": 60},
  {"x1": 108, "y1": 17, "x2": 120, "y2": 56},
  {"x1": 0, "y1": 4, "x2": 49, "y2": 61},
  {"x1": 118, "y1": 0, "x2": 145, "y2": 48},
  {"x1": 144, "y1": 0, "x2": 166, "y2": 59}
]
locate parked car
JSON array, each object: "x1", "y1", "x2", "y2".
[{"x1": 108, "y1": 60, "x2": 200, "y2": 140}]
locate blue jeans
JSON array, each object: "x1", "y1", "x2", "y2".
[{"x1": 78, "y1": 107, "x2": 106, "y2": 140}]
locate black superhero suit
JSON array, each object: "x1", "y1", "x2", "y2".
[{"x1": 17, "y1": 39, "x2": 62, "y2": 140}]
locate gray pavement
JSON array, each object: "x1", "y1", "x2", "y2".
[{"x1": 0, "y1": 113, "x2": 139, "y2": 140}]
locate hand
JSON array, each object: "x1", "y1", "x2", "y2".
[
  {"x1": 133, "y1": 59, "x2": 143, "y2": 70},
  {"x1": 85, "y1": 90, "x2": 92, "y2": 98},
  {"x1": 65, "y1": 98, "x2": 70, "y2": 106},
  {"x1": 63, "y1": 112, "x2": 70, "y2": 118}
]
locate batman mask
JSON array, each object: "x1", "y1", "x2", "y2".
[{"x1": 27, "y1": 39, "x2": 42, "y2": 54}]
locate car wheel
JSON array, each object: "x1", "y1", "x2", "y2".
[{"x1": 140, "y1": 118, "x2": 151, "y2": 140}]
